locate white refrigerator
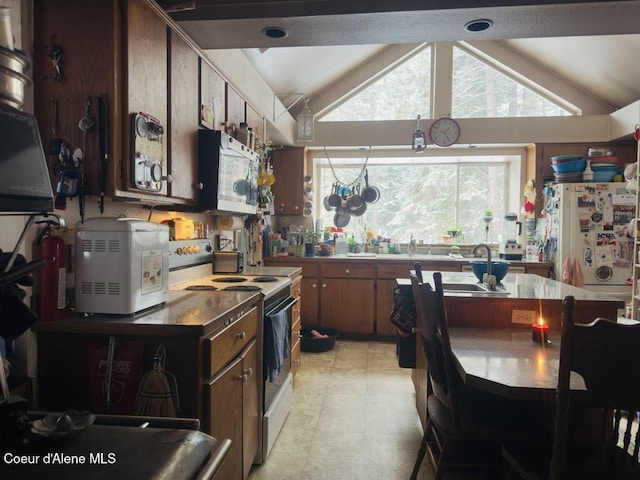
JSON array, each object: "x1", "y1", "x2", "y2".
[{"x1": 540, "y1": 182, "x2": 635, "y2": 307}]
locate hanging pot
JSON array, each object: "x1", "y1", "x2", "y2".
[
  {"x1": 323, "y1": 196, "x2": 332, "y2": 211},
  {"x1": 333, "y1": 200, "x2": 351, "y2": 228},
  {"x1": 346, "y1": 184, "x2": 366, "y2": 216},
  {"x1": 361, "y1": 169, "x2": 380, "y2": 204}
]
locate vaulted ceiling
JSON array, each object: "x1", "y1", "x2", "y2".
[{"x1": 165, "y1": 0, "x2": 640, "y2": 119}]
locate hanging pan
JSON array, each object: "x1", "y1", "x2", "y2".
[
  {"x1": 361, "y1": 169, "x2": 380, "y2": 204},
  {"x1": 327, "y1": 183, "x2": 342, "y2": 208},
  {"x1": 346, "y1": 184, "x2": 367, "y2": 216},
  {"x1": 333, "y1": 200, "x2": 351, "y2": 228}
]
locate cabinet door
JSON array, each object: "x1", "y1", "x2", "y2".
[
  {"x1": 168, "y1": 29, "x2": 199, "y2": 204},
  {"x1": 321, "y1": 279, "x2": 375, "y2": 334},
  {"x1": 226, "y1": 85, "x2": 245, "y2": 127},
  {"x1": 271, "y1": 147, "x2": 306, "y2": 215},
  {"x1": 241, "y1": 340, "x2": 259, "y2": 478},
  {"x1": 245, "y1": 104, "x2": 264, "y2": 145},
  {"x1": 206, "y1": 357, "x2": 243, "y2": 480},
  {"x1": 125, "y1": 0, "x2": 168, "y2": 195},
  {"x1": 200, "y1": 61, "x2": 226, "y2": 131},
  {"x1": 301, "y1": 277, "x2": 319, "y2": 325}
]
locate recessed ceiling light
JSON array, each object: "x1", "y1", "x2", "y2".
[
  {"x1": 464, "y1": 19, "x2": 493, "y2": 33},
  {"x1": 262, "y1": 27, "x2": 288, "y2": 39}
]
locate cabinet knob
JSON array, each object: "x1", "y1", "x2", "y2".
[
  {"x1": 162, "y1": 174, "x2": 172, "y2": 184},
  {"x1": 194, "y1": 182, "x2": 204, "y2": 190},
  {"x1": 345, "y1": 269, "x2": 350, "y2": 274},
  {"x1": 236, "y1": 331, "x2": 246, "y2": 340},
  {"x1": 322, "y1": 283, "x2": 327, "y2": 288},
  {"x1": 238, "y1": 374, "x2": 248, "y2": 383},
  {"x1": 294, "y1": 359, "x2": 300, "y2": 364},
  {"x1": 243, "y1": 367, "x2": 253, "y2": 377},
  {"x1": 312, "y1": 283, "x2": 317, "y2": 288}
]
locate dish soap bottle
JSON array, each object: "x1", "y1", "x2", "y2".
[{"x1": 582, "y1": 159, "x2": 594, "y2": 182}]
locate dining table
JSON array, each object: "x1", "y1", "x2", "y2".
[{"x1": 448, "y1": 325, "x2": 587, "y2": 402}]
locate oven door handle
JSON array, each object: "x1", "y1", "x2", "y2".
[{"x1": 265, "y1": 296, "x2": 297, "y2": 317}]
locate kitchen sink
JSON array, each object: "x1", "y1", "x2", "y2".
[{"x1": 441, "y1": 283, "x2": 509, "y2": 295}]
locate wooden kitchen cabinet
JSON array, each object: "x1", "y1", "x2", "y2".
[
  {"x1": 168, "y1": 29, "x2": 200, "y2": 203},
  {"x1": 530, "y1": 141, "x2": 637, "y2": 217},
  {"x1": 206, "y1": 339, "x2": 258, "y2": 480},
  {"x1": 226, "y1": 85, "x2": 246, "y2": 129},
  {"x1": 271, "y1": 147, "x2": 307, "y2": 215},
  {"x1": 245, "y1": 104, "x2": 265, "y2": 146},
  {"x1": 200, "y1": 60, "x2": 226, "y2": 131},
  {"x1": 205, "y1": 306, "x2": 260, "y2": 480},
  {"x1": 320, "y1": 263, "x2": 375, "y2": 335},
  {"x1": 32, "y1": 0, "x2": 198, "y2": 206},
  {"x1": 290, "y1": 275, "x2": 302, "y2": 377}
]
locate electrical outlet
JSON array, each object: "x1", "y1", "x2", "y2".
[{"x1": 512, "y1": 309, "x2": 536, "y2": 324}]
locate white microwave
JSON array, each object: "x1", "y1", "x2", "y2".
[{"x1": 198, "y1": 130, "x2": 259, "y2": 215}]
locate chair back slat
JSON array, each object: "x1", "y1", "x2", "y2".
[
  {"x1": 551, "y1": 296, "x2": 640, "y2": 479},
  {"x1": 410, "y1": 271, "x2": 462, "y2": 432}
]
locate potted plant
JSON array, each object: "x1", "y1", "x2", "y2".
[{"x1": 304, "y1": 229, "x2": 321, "y2": 257}]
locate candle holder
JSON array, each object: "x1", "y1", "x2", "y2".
[{"x1": 531, "y1": 323, "x2": 549, "y2": 343}]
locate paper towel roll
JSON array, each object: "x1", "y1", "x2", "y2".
[{"x1": 216, "y1": 215, "x2": 244, "y2": 230}]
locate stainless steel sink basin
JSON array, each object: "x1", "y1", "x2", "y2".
[{"x1": 441, "y1": 283, "x2": 509, "y2": 295}]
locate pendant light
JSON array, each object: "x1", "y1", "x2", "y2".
[{"x1": 296, "y1": 99, "x2": 314, "y2": 143}]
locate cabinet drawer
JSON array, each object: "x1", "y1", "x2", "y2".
[
  {"x1": 377, "y1": 264, "x2": 415, "y2": 279},
  {"x1": 301, "y1": 263, "x2": 319, "y2": 277},
  {"x1": 322, "y1": 263, "x2": 375, "y2": 278},
  {"x1": 290, "y1": 276, "x2": 302, "y2": 298},
  {"x1": 291, "y1": 339, "x2": 301, "y2": 377},
  {"x1": 292, "y1": 301, "x2": 301, "y2": 325},
  {"x1": 206, "y1": 307, "x2": 258, "y2": 377}
]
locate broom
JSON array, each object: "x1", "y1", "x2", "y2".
[{"x1": 134, "y1": 345, "x2": 176, "y2": 417}]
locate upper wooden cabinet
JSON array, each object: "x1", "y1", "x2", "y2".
[
  {"x1": 200, "y1": 61, "x2": 226, "y2": 131},
  {"x1": 168, "y1": 29, "x2": 199, "y2": 203},
  {"x1": 33, "y1": 0, "x2": 264, "y2": 209},
  {"x1": 271, "y1": 147, "x2": 307, "y2": 215}
]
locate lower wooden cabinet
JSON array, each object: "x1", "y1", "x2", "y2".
[
  {"x1": 206, "y1": 339, "x2": 258, "y2": 480},
  {"x1": 290, "y1": 276, "x2": 302, "y2": 377},
  {"x1": 264, "y1": 257, "x2": 553, "y2": 339}
]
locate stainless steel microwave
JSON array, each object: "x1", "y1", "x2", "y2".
[{"x1": 198, "y1": 130, "x2": 259, "y2": 215}]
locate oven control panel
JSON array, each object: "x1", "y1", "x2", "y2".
[{"x1": 169, "y1": 239, "x2": 213, "y2": 269}]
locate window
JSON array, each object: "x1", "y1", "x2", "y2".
[
  {"x1": 313, "y1": 152, "x2": 512, "y2": 245},
  {"x1": 452, "y1": 46, "x2": 571, "y2": 118},
  {"x1": 320, "y1": 46, "x2": 432, "y2": 121}
]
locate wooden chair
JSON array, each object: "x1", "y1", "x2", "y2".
[
  {"x1": 410, "y1": 270, "x2": 536, "y2": 480},
  {"x1": 502, "y1": 295, "x2": 640, "y2": 479}
]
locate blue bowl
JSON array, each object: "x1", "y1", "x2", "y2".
[
  {"x1": 470, "y1": 261, "x2": 509, "y2": 283},
  {"x1": 551, "y1": 159, "x2": 586, "y2": 173},
  {"x1": 592, "y1": 170, "x2": 617, "y2": 182}
]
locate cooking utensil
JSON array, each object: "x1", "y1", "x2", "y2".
[
  {"x1": 78, "y1": 96, "x2": 95, "y2": 132},
  {"x1": 333, "y1": 200, "x2": 351, "y2": 228},
  {"x1": 327, "y1": 183, "x2": 341, "y2": 208},
  {"x1": 362, "y1": 169, "x2": 380, "y2": 203}
]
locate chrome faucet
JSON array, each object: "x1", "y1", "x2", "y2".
[{"x1": 472, "y1": 243, "x2": 497, "y2": 290}]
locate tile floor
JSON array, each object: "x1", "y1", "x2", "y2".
[{"x1": 248, "y1": 340, "x2": 433, "y2": 480}]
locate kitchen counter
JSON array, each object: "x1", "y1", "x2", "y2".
[
  {"x1": 268, "y1": 253, "x2": 549, "y2": 265},
  {"x1": 396, "y1": 271, "x2": 623, "y2": 302},
  {"x1": 33, "y1": 290, "x2": 261, "y2": 337},
  {"x1": 397, "y1": 272, "x2": 624, "y2": 329}
]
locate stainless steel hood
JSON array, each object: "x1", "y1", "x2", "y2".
[{"x1": 0, "y1": 104, "x2": 54, "y2": 213}]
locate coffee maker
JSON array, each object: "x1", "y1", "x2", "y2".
[{"x1": 499, "y1": 212, "x2": 523, "y2": 260}]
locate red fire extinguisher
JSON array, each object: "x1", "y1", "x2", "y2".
[{"x1": 38, "y1": 225, "x2": 66, "y2": 321}]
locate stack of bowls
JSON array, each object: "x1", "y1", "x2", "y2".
[
  {"x1": 0, "y1": 7, "x2": 30, "y2": 110},
  {"x1": 550, "y1": 155, "x2": 585, "y2": 183},
  {"x1": 587, "y1": 148, "x2": 619, "y2": 182}
]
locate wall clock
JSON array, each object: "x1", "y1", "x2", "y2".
[{"x1": 429, "y1": 117, "x2": 460, "y2": 147}]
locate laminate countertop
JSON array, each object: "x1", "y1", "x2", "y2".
[
  {"x1": 396, "y1": 271, "x2": 624, "y2": 303},
  {"x1": 396, "y1": 272, "x2": 624, "y2": 328},
  {"x1": 32, "y1": 290, "x2": 261, "y2": 337}
]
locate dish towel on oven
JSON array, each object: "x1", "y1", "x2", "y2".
[{"x1": 265, "y1": 309, "x2": 289, "y2": 382}]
